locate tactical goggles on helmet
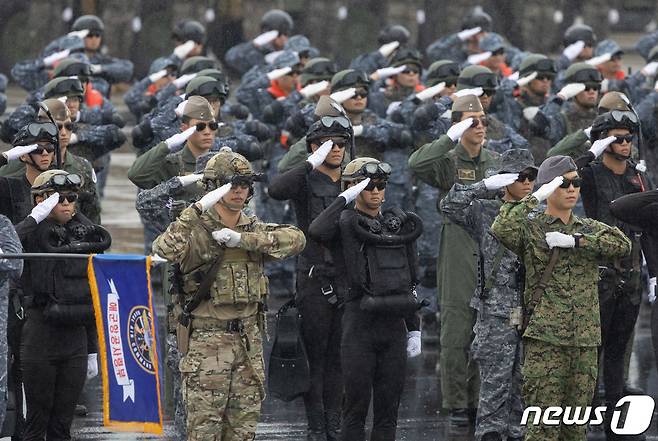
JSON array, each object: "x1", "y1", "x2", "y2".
[
  {"x1": 304, "y1": 60, "x2": 338, "y2": 78},
  {"x1": 352, "y1": 162, "x2": 392, "y2": 180},
  {"x1": 610, "y1": 110, "x2": 638, "y2": 125},
  {"x1": 525, "y1": 58, "x2": 557, "y2": 76},
  {"x1": 58, "y1": 63, "x2": 93, "y2": 79},
  {"x1": 462, "y1": 72, "x2": 498, "y2": 89},
  {"x1": 320, "y1": 116, "x2": 351, "y2": 130},
  {"x1": 334, "y1": 70, "x2": 371, "y2": 90},
  {"x1": 48, "y1": 78, "x2": 84, "y2": 97},
  {"x1": 193, "y1": 81, "x2": 229, "y2": 98},
  {"x1": 33, "y1": 173, "x2": 82, "y2": 192},
  {"x1": 428, "y1": 63, "x2": 460, "y2": 83},
  {"x1": 568, "y1": 69, "x2": 602, "y2": 83},
  {"x1": 27, "y1": 122, "x2": 58, "y2": 139}
]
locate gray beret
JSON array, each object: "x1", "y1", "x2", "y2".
[{"x1": 536, "y1": 155, "x2": 577, "y2": 185}]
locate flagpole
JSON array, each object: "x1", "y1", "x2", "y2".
[{"x1": 0, "y1": 253, "x2": 168, "y2": 264}]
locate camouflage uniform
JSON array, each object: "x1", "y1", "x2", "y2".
[
  {"x1": 491, "y1": 194, "x2": 631, "y2": 441},
  {"x1": 128, "y1": 142, "x2": 199, "y2": 190},
  {"x1": 224, "y1": 41, "x2": 273, "y2": 77},
  {"x1": 441, "y1": 179, "x2": 526, "y2": 440},
  {"x1": 0, "y1": 216, "x2": 23, "y2": 430},
  {"x1": 636, "y1": 91, "x2": 658, "y2": 185},
  {"x1": 0, "y1": 73, "x2": 7, "y2": 116},
  {"x1": 409, "y1": 135, "x2": 500, "y2": 411},
  {"x1": 0, "y1": 151, "x2": 101, "y2": 224},
  {"x1": 533, "y1": 96, "x2": 598, "y2": 146},
  {"x1": 152, "y1": 203, "x2": 305, "y2": 440}
]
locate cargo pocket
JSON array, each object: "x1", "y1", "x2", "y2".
[{"x1": 178, "y1": 355, "x2": 201, "y2": 402}]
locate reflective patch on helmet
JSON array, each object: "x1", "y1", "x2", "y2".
[{"x1": 91, "y1": 168, "x2": 97, "y2": 184}]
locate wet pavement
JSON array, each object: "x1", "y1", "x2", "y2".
[{"x1": 3, "y1": 36, "x2": 658, "y2": 439}]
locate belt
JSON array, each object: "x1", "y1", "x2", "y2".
[{"x1": 191, "y1": 315, "x2": 257, "y2": 332}]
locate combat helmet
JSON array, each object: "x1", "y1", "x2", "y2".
[
  {"x1": 52, "y1": 58, "x2": 92, "y2": 79},
  {"x1": 201, "y1": 147, "x2": 263, "y2": 202},
  {"x1": 518, "y1": 54, "x2": 556, "y2": 78},
  {"x1": 72, "y1": 15, "x2": 104, "y2": 34},
  {"x1": 43, "y1": 77, "x2": 84, "y2": 99},
  {"x1": 180, "y1": 56, "x2": 216, "y2": 76},
  {"x1": 31, "y1": 170, "x2": 82, "y2": 201},
  {"x1": 172, "y1": 19, "x2": 206, "y2": 45},
  {"x1": 598, "y1": 91, "x2": 632, "y2": 113},
  {"x1": 590, "y1": 110, "x2": 638, "y2": 142},
  {"x1": 563, "y1": 62, "x2": 602, "y2": 85},
  {"x1": 426, "y1": 60, "x2": 460, "y2": 87},
  {"x1": 185, "y1": 76, "x2": 229, "y2": 102},
  {"x1": 300, "y1": 58, "x2": 337, "y2": 87},
  {"x1": 563, "y1": 23, "x2": 596, "y2": 47},
  {"x1": 341, "y1": 157, "x2": 391, "y2": 190},
  {"x1": 461, "y1": 9, "x2": 492, "y2": 32},
  {"x1": 331, "y1": 69, "x2": 370, "y2": 92},
  {"x1": 457, "y1": 65, "x2": 498, "y2": 91},
  {"x1": 306, "y1": 96, "x2": 353, "y2": 152},
  {"x1": 261, "y1": 9, "x2": 294, "y2": 35},
  {"x1": 378, "y1": 24, "x2": 411, "y2": 45}
]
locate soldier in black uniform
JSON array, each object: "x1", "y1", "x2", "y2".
[
  {"x1": 309, "y1": 157, "x2": 423, "y2": 441},
  {"x1": 268, "y1": 96, "x2": 352, "y2": 441}
]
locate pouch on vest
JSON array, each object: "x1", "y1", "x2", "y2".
[{"x1": 268, "y1": 299, "x2": 310, "y2": 402}]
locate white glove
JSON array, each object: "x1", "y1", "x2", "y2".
[
  {"x1": 43, "y1": 49, "x2": 70, "y2": 67},
  {"x1": 173, "y1": 73, "x2": 196, "y2": 89},
  {"x1": 557, "y1": 83, "x2": 586, "y2": 100},
  {"x1": 69, "y1": 133, "x2": 78, "y2": 145},
  {"x1": 545, "y1": 231, "x2": 576, "y2": 249},
  {"x1": 87, "y1": 353, "x2": 98, "y2": 380},
  {"x1": 330, "y1": 87, "x2": 356, "y2": 104},
  {"x1": 649, "y1": 277, "x2": 656, "y2": 303},
  {"x1": 532, "y1": 176, "x2": 564, "y2": 202},
  {"x1": 267, "y1": 66, "x2": 292, "y2": 81},
  {"x1": 353, "y1": 125, "x2": 364, "y2": 137},
  {"x1": 177, "y1": 174, "x2": 203, "y2": 187},
  {"x1": 300, "y1": 80, "x2": 329, "y2": 98},
  {"x1": 563, "y1": 40, "x2": 586, "y2": 61},
  {"x1": 458, "y1": 26, "x2": 482, "y2": 41},
  {"x1": 447, "y1": 118, "x2": 474, "y2": 142},
  {"x1": 148, "y1": 69, "x2": 168, "y2": 83},
  {"x1": 517, "y1": 71, "x2": 538, "y2": 87},
  {"x1": 307, "y1": 140, "x2": 333, "y2": 169},
  {"x1": 586, "y1": 53, "x2": 612, "y2": 66},
  {"x1": 3, "y1": 144, "x2": 38, "y2": 161},
  {"x1": 600, "y1": 78, "x2": 609, "y2": 94},
  {"x1": 589, "y1": 135, "x2": 616, "y2": 158},
  {"x1": 654, "y1": 79, "x2": 658, "y2": 93},
  {"x1": 483, "y1": 173, "x2": 519, "y2": 190},
  {"x1": 642, "y1": 61, "x2": 658, "y2": 77},
  {"x1": 522, "y1": 106, "x2": 539, "y2": 121},
  {"x1": 174, "y1": 40, "x2": 196, "y2": 59},
  {"x1": 212, "y1": 228, "x2": 241, "y2": 247},
  {"x1": 583, "y1": 126, "x2": 592, "y2": 139},
  {"x1": 67, "y1": 29, "x2": 90, "y2": 39},
  {"x1": 508, "y1": 71, "x2": 520, "y2": 82},
  {"x1": 415, "y1": 82, "x2": 445, "y2": 101},
  {"x1": 339, "y1": 178, "x2": 371, "y2": 204},
  {"x1": 174, "y1": 99, "x2": 188, "y2": 117},
  {"x1": 454, "y1": 87, "x2": 484, "y2": 98},
  {"x1": 264, "y1": 50, "x2": 284, "y2": 65},
  {"x1": 197, "y1": 183, "x2": 232, "y2": 212},
  {"x1": 30, "y1": 192, "x2": 59, "y2": 224},
  {"x1": 407, "y1": 331, "x2": 422, "y2": 358},
  {"x1": 253, "y1": 30, "x2": 279, "y2": 47},
  {"x1": 379, "y1": 41, "x2": 400, "y2": 57},
  {"x1": 164, "y1": 126, "x2": 196, "y2": 152},
  {"x1": 89, "y1": 64, "x2": 102, "y2": 75},
  {"x1": 374, "y1": 65, "x2": 406, "y2": 80},
  {"x1": 636, "y1": 160, "x2": 647, "y2": 173},
  {"x1": 467, "y1": 51, "x2": 492, "y2": 65}
]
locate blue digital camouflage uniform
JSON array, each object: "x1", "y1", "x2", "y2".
[
  {"x1": 224, "y1": 41, "x2": 274, "y2": 76},
  {"x1": 0, "y1": 73, "x2": 7, "y2": 116},
  {"x1": 426, "y1": 31, "x2": 522, "y2": 66},
  {"x1": 532, "y1": 96, "x2": 598, "y2": 146},
  {"x1": 349, "y1": 50, "x2": 390, "y2": 75},
  {"x1": 0, "y1": 216, "x2": 22, "y2": 431},
  {"x1": 491, "y1": 194, "x2": 631, "y2": 441},
  {"x1": 636, "y1": 90, "x2": 658, "y2": 185},
  {"x1": 441, "y1": 180, "x2": 525, "y2": 440}
]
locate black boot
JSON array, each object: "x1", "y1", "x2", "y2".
[
  {"x1": 449, "y1": 408, "x2": 470, "y2": 428},
  {"x1": 325, "y1": 410, "x2": 341, "y2": 441},
  {"x1": 307, "y1": 410, "x2": 327, "y2": 441}
]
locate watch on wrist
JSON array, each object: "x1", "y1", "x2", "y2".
[{"x1": 573, "y1": 233, "x2": 583, "y2": 248}]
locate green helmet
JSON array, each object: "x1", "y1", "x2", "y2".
[
  {"x1": 563, "y1": 62, "x2": 602, "y2": 85},
  {"x1": 43, "y1": 77, "x2": 84, "y2": 99},
  {"x1": 201, "y1": 148, "x2": 262, "y2": 201},
  {"x1": 457, "y1": 65, "x2": 497, "y2": 91},
  {"x1": 52, "y1": 57, "x2": 92, "y2": 79},
  {"x1": 185, "y1": 76, "x2": 229, "y2": 100},
  {"x1": 331, "y1": 69, "x2": 370, "y2": 92},
  {"x1": 31, "y1": 170, "x2": 82, "y2": 195},
  {"x1": 518, "y1": 54, "x2": 556, "y2": 77},
  {"x1": 72, "y1": 15, "x2": 104, "y2": 33},
  {"x1": 389, "y1": 48, "x2": 422, "y2": 71},
  {"x1": 426, "y1": 60, "x2": 460, "y2": 87},
  {"x1": 180, "y1": 56, "x2": 216, "y2": 76},
  {"x1": 300, "y1": 58, "x2": 337, "y2": 87}
]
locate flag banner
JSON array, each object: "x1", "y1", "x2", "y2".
[{"x1": 88, "y1": 254, "x2": 163, "y2": 434}]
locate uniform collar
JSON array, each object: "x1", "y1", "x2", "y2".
[
  {"x1": 206, "y1": 205, "x2": 252, "y2": 227},
  {"x1": 540, "y1": 212, "x2": 583, "y2": 226},
  {"x1": 181, "y1": 144, "x2": 199, "y2": 167},
  {"x1": 455, "y1": 143, "x2": 496, "y2": 163}
]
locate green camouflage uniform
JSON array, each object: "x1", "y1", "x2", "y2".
[
  {"x1": 152, "y1": 205, "x2": 305, "y2": 440},
  {"x1": 491, "y1": 194, "x2": 631, "y2": 441},
  {"x1": 408, "y1": 134, "x2": 500, "y2": 410},
  {"x1": 127, "y1": 142, "x2": 199, "y2": 190}
]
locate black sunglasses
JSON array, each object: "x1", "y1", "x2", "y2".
[
  {"x1": 584, "y1": 82, "x2": 601, "y2": 92},
  {"x1": 491, "y1": 48, "x2": 505, "y2": 56},
  {"x1": 516, "y1": 170, "x2": 537, "y2": 182},
  {"x1": 402, "y1": 67, "x2": 420, "y2": 75},
  {"x1": 354, "y1": 88, "x2": 369, "y2": 98},
  {"x1": 58, "y1": 192, "x2": 78, "y2": 203},
  {"x1": 470, "y1": 117, "x2": 489, "y2": 128},
  {"x1": 613, "y1": 134, "x2": 633, "y2": 144},
  {"x1": 195, "y1": 121, "x2": 219, "y2": 131},
  {"x1": 363, "y1": 180, "x2": 387, "y2": 191},
  {"x1": 87, "y1": 31, "x2": 103, "y2": 38},
  {"x1": 535, "y1": 73, "x2": 555, "y2": 81},
  {"x1": 559, "y1": 177, "x2": 583, "y2": 189},
  {"x1": 32, "y1": 144, "x2": 55, "y2": 154},
  {"x1": 57, "y1": 122, "x2": 76, "y2": 131},
  {"x1": 482, "y1": 88, "x2": 496, "y2": 97}
]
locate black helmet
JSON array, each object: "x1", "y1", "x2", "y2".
[
  {"x1": 563, "y1": 23, "x2": 597, "y2": 47},
  {"x1": 377, "y1": 24, "x2": 411, "y2": 45},
  {"x1": 331, "y1": 69, "x2": 371, "y2": 92},
  {"x1": 457, "y1": 65, "x2": 498, "y2": 91},
  {"x1": 261, "y1": 9, "x2": 294, "y2": 36},
  {"x1": 12, "y1": 121, "x2": 58, "y2": 147},
  {"x1": 563, "y1": 62, "x2": 602, "y2": 85},
  {"x1": 590, "y1": 111, "x2": 638, "y2": 141},
  {"x1": 306, "y1": 96, "x2": 353, "y2": 151},
  {"x1": 426, "y1": 61, "x2": 461, "y2": 87},
  {"x1": 185, "y1": 76, "x2": 229, "y2": 101},
  {"x1": 389, "y1": 48, "x2": 422, "y2": 71},
  {"x1": 461, "y1": 9, "x2": 492, "y2": 32},
  {"x1": 172, "y1": 19, "x2": 206, "y2": 45},
  {"x1": 72, "y1": 15, "x2": 104, "y2": 33},
  {"x1": 518, "y1": 54, "x2": 556, "y2": 78},
  {"x1": 43, "y1": 77, "x2": 84, "y2": 99},
  {"x1": 52, "y1": 58, "x2": 92, "y2": 79},
  {"x1": 180, "y1": 56, "x2": 216, "y2": 75},
  {"x1": 300, "y1": 58, "x2": 337, "y2": 86}
]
